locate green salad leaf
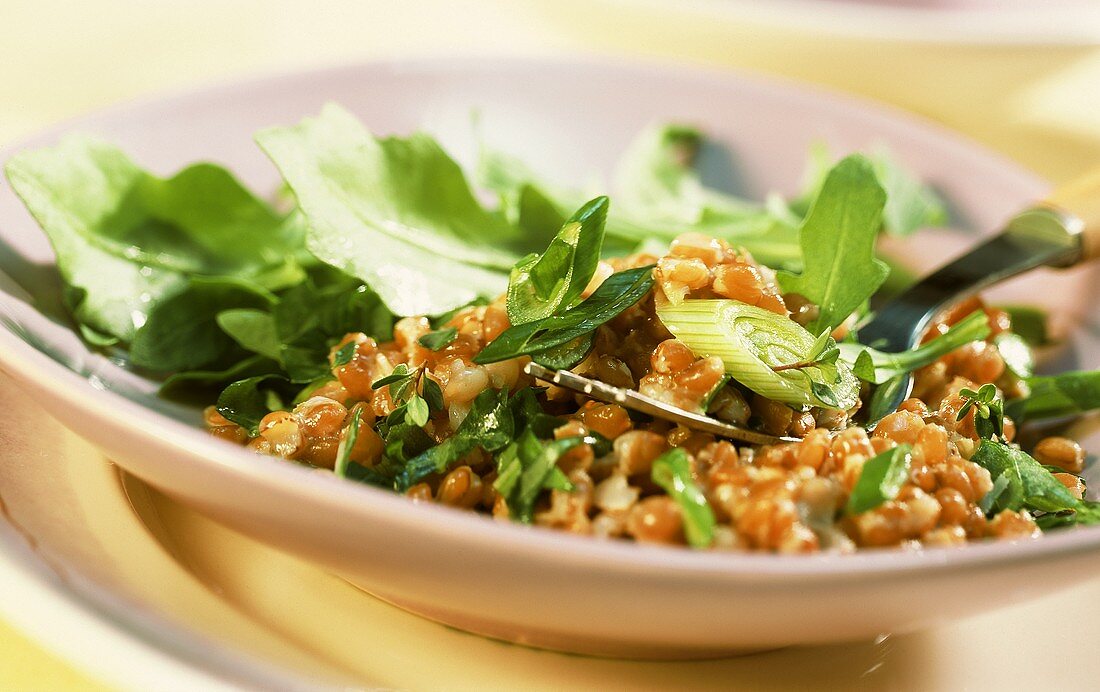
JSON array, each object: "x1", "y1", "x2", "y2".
[
  {"x1": 506, "y1": 196, "x2": 607, "y2": 324},
  {"x1": 216, "y1": 308, "x2": 283, "y2": 362},
  {"x1": 847, "y1": 444, "x2": 912, "y2": 514},
  {"x1": 657, "y1": 299, "x2": 860, "y2": 410},
  {"x1": 475, "y1": 265, "x2": 654, "y2": 368},
  {"x1": 793, "y1": 143, "x2": 946, "y2": 237},
  {"x1": 615, "y1": 124, "x2": 710, "y2": 224},
  {"x1": 257, "y1": 104, "x2": 530, "y2": 317},
  {"x1": 479, "y1": 127, "x2": 802, "y2": 266},
  {"x1": 127, "y1": 276, "x2": 275, "y2": 372},
  {"x1": 651, "y1": 447, "x2": 716, "y2": 548},
  {"x1": 160, "y1": 354, "x2": 280, "y2": 395},
  {"x1": 778, "y1": 155, "x2": 890, "y2": 334},
  {"x1": 4, "y1": 136, "x2": 303, "y2": 351},
  {"x1": 1006, "y1": 370, "x2": 1100, "y2": 423}
]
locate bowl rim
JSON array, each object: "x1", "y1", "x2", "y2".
[
  {"x1": 3, "y1": 54, "x2": 1098, "y2": 583},
  {"x1": 609, "y1": 0, "x2": 1100, "y2": 46}
]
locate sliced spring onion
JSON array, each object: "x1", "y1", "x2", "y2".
[
  {"x1": 839, "y1": 310, "x2": 991, "y2": 385},
  {"x1": 657, "y1": 299, "x2": 859, "y2": 410}
]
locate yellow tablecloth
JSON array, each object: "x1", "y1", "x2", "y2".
[{"x1": 1, "y1": 1, "x2": 1098, "y2": 687}]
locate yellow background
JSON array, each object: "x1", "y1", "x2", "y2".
[{"x1": 1, "y1": 0, "x2": 1099, "y2": 687}]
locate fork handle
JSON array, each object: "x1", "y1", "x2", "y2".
[{"x1": 1046, "y1": 166, "x2": 1100, "y2": 262}]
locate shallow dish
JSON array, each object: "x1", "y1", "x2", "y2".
[{"x1": 1, "y1": 58, "x2": 1099, "y2": 657}]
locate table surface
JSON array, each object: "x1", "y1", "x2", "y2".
[{"x1": 2, "y1": 1, "x2": 1099, "y2": 688}]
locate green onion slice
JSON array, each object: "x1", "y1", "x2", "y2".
[{"x1": 657, "y1": 299, "x2": 859, "y2": 410}]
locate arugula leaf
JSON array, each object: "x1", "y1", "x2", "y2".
[
  {"x1": 868, "y1": 148, "x2": 947, "y2": 237},
  {"x1": 777, "y1": 155, "x2": 889, "y2": 333},
  {"x1": 1006, "y1": 370, "x2": 1100, "y2": 423},
  {"x1": 216, "y1": 309, "x2": 283, "y2": 361},
  {"x1": 657, "y1": 299, "x2": 860, "y2": 410},
  {"x1": 395, "y1": 388, "x2": 514, "y2": 490},
  {"x1": 478, "y1": 133, "x2": 801, "y2": 267},
  {"x1": 160, "y1": 354, "x2": 280, "y2": 396},
  {"x1": 791, "y1": 143, "x2": 946, "y2": 237},
  {"x1": 847, "y1": 444, "x2": 912, "y2": 514},
  {"x1": 842, "y1": 311, "x2": 991, "y2": 384},
  {"x1": 129, "y1": 276, "x2": 274, "y2": 371},
  {"x1": 651, "y1": 447, "x2": 716, "y2": 548},
  {"x1": 5, "y1": 136, "x2": 302, "y2": 345},
  {"x1": 506, "y1": 196, "x2": 607, "y2": 324},
  {"x1": 417, "y1": 327, "x2": 457, "y2": 351},
  {"x1": 475, "y1": 265, "x2": 654, "y2": 368},
  {"x1": 215, "y1": 374, "x2": 288, "y2": 435},
  {"x1": 256, "y1": 104, "x2": 526, "y2": 316},
  {"x1": 272, "y1": 279, "x2": 394, "y2": 382},
  {"x1": 613, "y1": 124, "x2": 707, "y2": 224},
  {"x1": 970, "y1": 439, "x2": 1082, "y2": 515}
]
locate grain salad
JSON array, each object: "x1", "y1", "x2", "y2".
[{"x1": 8, "y1": 104, "x2": 1099, "y2": 553}]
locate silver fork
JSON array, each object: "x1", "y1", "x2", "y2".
[
  {"x1": 527, "y1": 172, "x2": 1100, "y2": 444},
  {"x1": 858, "y1": 203, "x2": 1091, "y2": 422}
]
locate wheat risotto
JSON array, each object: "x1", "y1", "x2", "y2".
[{"x1": 8, "y1": 104, "x2": 1098, "y2": 552}]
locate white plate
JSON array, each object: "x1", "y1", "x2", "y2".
[{"x1": 1, "y1": 57, "x2": 1098, "y2": 657}]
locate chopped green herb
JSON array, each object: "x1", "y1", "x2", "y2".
[
  {"x1": 404, "y1": 395, "x2": 431, "y2": 427},
  {"x1": 372, "y1": 363, "x2": 412, "y2": 390},
  {"x1": 847, "y1": 444, "x2": 912, "y2": 514},
  {"x1": 331, "y1": 340, "x2": 358, "y2": 367},
  {"x1": 417, "y1": 327, "x2": 458, "y2": 351},
  {"x1": 651, "y1": 448, "x2": 716, "y2": 548},
  {"x1": 422, "y1": 376, "x2": 445, "y2": 413},
  {"x1": 334, "y1": 407, "x2": 364, "y2": 477},
  {"x1": 957, "y1": 384, "x2": 1005, "y2": 441},
  {"x1": 396, "y1": 388, "x2": 515, "y2": 490}
]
